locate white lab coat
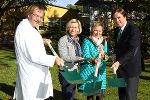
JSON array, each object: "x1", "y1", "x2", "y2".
[{"x1": 13, "y1": 19, "x2": 56, "y2": 100}]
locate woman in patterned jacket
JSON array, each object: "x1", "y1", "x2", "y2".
[{"x1": 78, "y1": 21, "x2": 109, "y2": 100}]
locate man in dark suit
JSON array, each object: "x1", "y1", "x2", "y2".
[{"x1": 111, "y1": 7, "x2": 142, "y2": 100}]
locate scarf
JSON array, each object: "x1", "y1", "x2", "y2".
[{"x1": 67, "y1": 33, "x2": 82, "y2": 57}]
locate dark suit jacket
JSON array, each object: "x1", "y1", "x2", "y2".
[{"x1": 114, "y1": 21, "x2": 142, "y2": 78}]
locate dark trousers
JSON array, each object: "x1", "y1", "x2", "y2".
[
  {"x1": 59, "y1": 72, "x2": 76, "y2": 100},
  {"x1": 118, "y1": 76, "x2": 139, "y2": 100}
]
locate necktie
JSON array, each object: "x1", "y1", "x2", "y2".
[{"x1": 117, "y1": 29, "x2": 122, "y2": 42}]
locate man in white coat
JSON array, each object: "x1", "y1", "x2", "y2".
[{"x1": 13, "y1": 4, "x2": 64, "y2": 100}]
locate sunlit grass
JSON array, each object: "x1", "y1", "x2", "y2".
[{"x1": 0, "y1": 49, "x2": 150, "y2": 100}]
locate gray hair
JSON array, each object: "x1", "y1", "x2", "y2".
[
  {"x1": 91, "y1": 21, "x2": 104, "y2": 33},
  {"x1": 24, "y1": 4, "x2": 47, "y2": 18}
]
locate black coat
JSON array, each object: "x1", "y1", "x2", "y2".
[{"x1": 114, "y1": 21, "x2": 142, "y2": 78}]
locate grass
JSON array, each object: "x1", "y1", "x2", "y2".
[{"x1": 0, "y1": 49, "x2": 150, "y2": 100}]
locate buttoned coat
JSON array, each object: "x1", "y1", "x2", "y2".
[
  {"x1": 13, "y1": 19, "x2": 56, "y2": 100},
  {"x1": 114, "y1": 21, "x2": 142, "y2": 78}
]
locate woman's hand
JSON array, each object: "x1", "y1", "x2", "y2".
[
  {"x1": 101, "y1": 54, "x2": 109, "y2": 60},
  {"x1": 89, "y1": 58, "x2": 99, "y2": 65},
  {"x1": 78, "y1": 57, "x2": 84, "y2": 60},
  {"x1": 99, "y1": 49, "x2": 104, "y2": 54}
]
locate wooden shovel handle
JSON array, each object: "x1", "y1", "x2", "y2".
[
  {"x1": 94, "y1": 61, "x2": 100, "y2": 77},
  {"x1": 94, "y1": 54, "x2": 101, "y2": 77},
  {"x1": 47, "y1": 43, "x2": 59, "y2": 57},
  {"x1": 113, "y1": 67, "x2": 117, "y2": 74},
  {"x1": 47, "y1": 43, "x2": 64, "y2": 69}
]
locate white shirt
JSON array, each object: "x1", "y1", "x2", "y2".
[{"x1": 121, "y1": 21, "x2": 127, "y2": 32}]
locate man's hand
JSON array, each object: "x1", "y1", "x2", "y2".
[
  {"x1": 111, "y1": 61, "x2": 120, "y2": 74},
  {"x1": 55, "y1": 57, "x2": 64, "y2": 67},
  {"x1": 43, "y1": 38, "x2": 52, "y2": 45}
]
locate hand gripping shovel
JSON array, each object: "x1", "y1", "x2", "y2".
[
  {"x1": 83, "y1": 61, "x2": 102, "y2": 96},
  {"x1": 47, "y1": 43, "x2": 84, "y2": 84},
  {"x1": 108, "y1": 68, "x2": 126, "y2": 87}
]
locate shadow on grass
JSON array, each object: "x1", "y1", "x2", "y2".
[
  {"x1": 142, "y1": 70, "x2": 150, "y2": 73},
  {"x1": 44, "y1": 89, "x2": 62, "y2": 100},
  {"x1": 0, "y1": 83, "x2": 15, "y2": 97},
  {"x1": 139, "y1": 76, "x2": 150, "y2": 80},
  {"x1": 53, "y1": 89, "x2": 63, "y2": 100},
  {"x1": 0, "y1": 63, "x2": 10, "y2": 69},
  {"x1": 0, "y1": 55, "x2": 16, "y2": 61},
  {"x1": 45, "y1": 89, "x2": 78, "y2": 100},
  {"x1": 0, "y1": 83, "x2": 62, "y2": 100},
  {"x1": 5, "y1": 55, "x2": 16, "y2": 60}
]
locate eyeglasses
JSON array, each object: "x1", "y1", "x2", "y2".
[{"x1": 32, "y1": 13, "x2": 44, "y2": 20}]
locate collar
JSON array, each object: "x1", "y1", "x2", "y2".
[{"x1": 121, "y1": 21, "x2": 127, "y2": 31}]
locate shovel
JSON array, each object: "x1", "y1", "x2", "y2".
[
  {"x1": 47, "y1": 43, "x2": 84, "y2": 84},
  {"x1": 83, "y1": 59, "x2": 102, "y2": 96},
  {"x1": 59, "y1": 66, "x2": 84, "y2": 84},
  {"x1": 108, "y1": 68, "x2": 126, "y2": 87}
]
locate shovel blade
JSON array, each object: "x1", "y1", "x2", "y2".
[
  {"x1": 83, "y1": 77, "x2": 102, "y2": 96},
  {"x1": 108, "y1": 75, "x2": 126, "y2": 87},
  {"x1": 60, "y1": 66, "x2": 84, "y2": 84}
]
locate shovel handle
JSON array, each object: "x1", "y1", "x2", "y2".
[
  {"x1": 47, "y1": 43, "x2": 59, "y2": 57},
  {"x1": 47, "y1": 43, "x2": 64, "y2": 69},
  {"x1": 94, "y1": 53, "x2": 101, "y2": 77},
  {"x1": 94, "y1": 54, "x2": 101, "y2": 77},
  {"x1": 113, "y1": 67, "x2": 116, "y2": 74},
  {"x1": 94, "y1": 62, "x2": 99, "y2": 77}
]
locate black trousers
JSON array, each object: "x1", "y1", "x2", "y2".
[
  {"x1": 59, "y1": 72, "x2": 76, "y2": 100},
  {"x1": 118, "y1": 76, "x2": 139, "y2": 100}
]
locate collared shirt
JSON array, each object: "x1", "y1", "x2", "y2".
[
  {"x1": 117, "y1": 21, "x2": 127, "y2": 42},
  {"x1": 121, "y1": 21, "x2": 127, "y2": 32}
]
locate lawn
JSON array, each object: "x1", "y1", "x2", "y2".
[{"x1": 0, "y1": 49, "x2": 150, "y2": 100}]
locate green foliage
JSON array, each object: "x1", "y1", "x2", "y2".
[
  {"x1": 135, "y1": 17, "x2": 150, "y2": 59},
  {"x1": 67, "y1": 4, "x2": 83, "y2": 12},
  {"x1": 1, "y1": 0, "x2": 150, "y2": 59},
  {"x1": 0, "y1": 0, "x2": 57, "y2": 35},
  {"x1": 41, "y1": 21, "x2": 66, "y2": 54},
  {"x1": 0, "y1": 0, "x2": 56, "y2": 18},
  {"x1": 17, "y1": 0, "x2": 56, "y2": 4}
]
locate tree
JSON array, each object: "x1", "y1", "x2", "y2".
[
  {"x1": 75, "y1": 0, "x2": 150, "y2": 58},
  {"x1": 0, "y1": 0, "x2": 56, "y2": 35},
  {"x1": 0, "y1": 0, "x2": 56, "y2": 19},
  {"x1": 67, "y1": 4, "x2": 83, "y2": 12}
]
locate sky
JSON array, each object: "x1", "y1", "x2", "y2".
[{"x1": 53, "y1": 0, "x2": 78, "y2": 7}]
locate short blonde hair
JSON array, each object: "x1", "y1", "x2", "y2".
[{"x1": 66, "y1": 19, "x2": 82, "y2": 34}]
